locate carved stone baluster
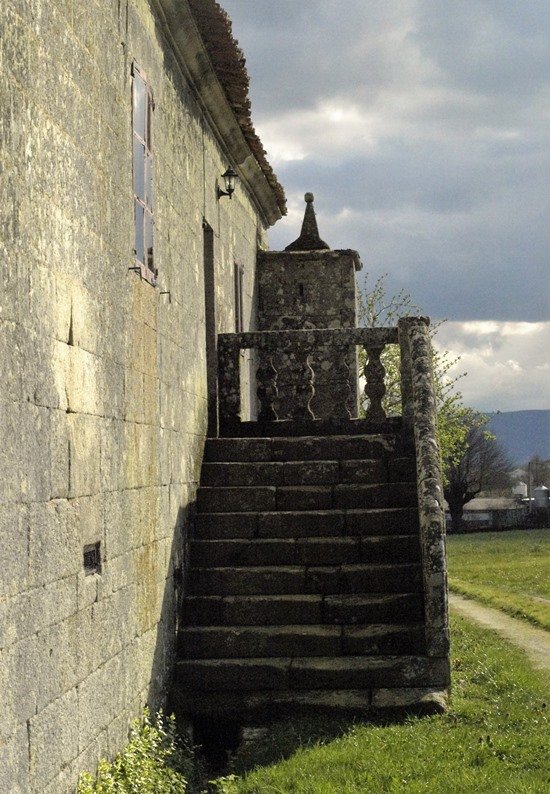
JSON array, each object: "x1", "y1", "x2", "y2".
[
  {"x1": 342, "y1": 346, "x2": 356, "y2": 419},
  {"x1": 256, "y1": 355, "x2": 278, "y2": 421},
  {"x1": 305, "y1": 354, "x2": 317, "y2": 419},
  {"x1": 363, "y1": 344, "x2": 387, "y2": 421},
  {"x1": 290, "y1": 349, "x2": 315, "y2": 419},
  {"x1": 323, "y1": 339, "x2": 356, "y2": 419}
]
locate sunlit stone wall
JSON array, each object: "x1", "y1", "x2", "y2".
[{"x1": 0, "y1": 1, "x2": 270, "y2": 790}]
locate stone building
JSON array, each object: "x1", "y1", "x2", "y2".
[
  {"x1": 1, "y1": 1, "x2": 451, "y2": 790},
  {"x1": 0, "y1": 1, "x2": 284, "y2": 791}
]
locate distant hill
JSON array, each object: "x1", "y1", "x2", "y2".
[{"x1": 486, "y1": 410, "x2": 550, "y2": 466}]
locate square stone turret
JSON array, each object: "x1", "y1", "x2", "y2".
[{"x1": 257, "y1": 194, "x2": 362, "y2": 418}]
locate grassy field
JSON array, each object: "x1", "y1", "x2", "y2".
[
  {"x1": 446, "y1": 529, "x2": 550, "y2": 630},
  {"x1": 211, "y1": 614, "x2": 548, "y2": 793}
]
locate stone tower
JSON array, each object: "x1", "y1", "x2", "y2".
[{"x1": 257, "y1": 193, "x2": 362, "y2": 418}]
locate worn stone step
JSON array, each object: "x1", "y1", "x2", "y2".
[
  {"x1": 201, "y1": 460, "x2": 340, "y2": 487},
  {"x1": 271, "y1": 436, "x2": 401, "y2": 462},
  {"x1": 341, "y1": 624, "x2": 425, "y2": 655},
  {"x1": 188, "y1": 563, "x2": 422, "y2": 596},
  {"x1": 173, "y1": 686, "x2": 446, "y2": 719},
  {"x1": 182, "y1": 592, "x2": 423, "y2": 626},
  {"x1": 341, "y1": 457, "x2": 416, "y2": 484},
  {"x1": 178, "y1": 625, "x2": 342, "y2": 658},
  {"x1": 204, "y1": 434, "x2": 402, "y2": 463},
  {"x1": 182, "y1": 594, "x2": 323, "y2": 626},
  {"x1": 344, "y1": 508, "x2": 419, "y2": 536},
  {"x1": 178, "y1": 623, "x2": 425, "y2": 659},
  {"x1": 323, "y1": 593, "x2": 424, "y2": 624},
  {"x1": 256, "y1": 510, "x2": 344, "y2": 538},
  {"x1": 196, "y1": 483, "x2": 417, "y2": 514},
  {"x1": 190, "y1": 535, "x2": 420, "y2": 568},
  {"x1": 333, "y1": 483, "x2": 417, "y2": 509},
  {"x1": 194, "y1": 507, "x2": 419, "y2": 539},
  {"x1": 200, "y1": 458, "x2": 415, "y2": 487},
  {"x1": 289, "y1": 655, "x2": 450, "y2": 690},
  {"x1": 235, "y1": 417, "x2": 402, "y2": 438},
  {"x1": 175, "y1": 655, "x2": 450, "y2": 692},
  {"x1": 197, "y1": 486, "x2": 276, "y2": 513}
]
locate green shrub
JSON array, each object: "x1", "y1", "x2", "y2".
[{"x1": 77, "y1": 709, "x2": 191, "y2": 793}]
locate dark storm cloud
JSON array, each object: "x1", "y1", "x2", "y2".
[{"x1": 221, "y1": 0, "x2": 550, "y2": 323}]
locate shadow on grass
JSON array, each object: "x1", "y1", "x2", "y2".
[{"x1": 228, "y1": 709, "x2": 427, "y2": 777}]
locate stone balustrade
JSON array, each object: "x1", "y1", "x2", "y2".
[{"x1": 217, "y1": 326, "x2": 399, "y2": 435}]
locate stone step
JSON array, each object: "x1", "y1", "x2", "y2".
[
  {"x1": 175, "y1": 655, "x2": 450, "y2": 692},
  {"x1": 196, "y1": 482, "x2": 417, "y2": 513},
  {"x1": 204, "y1": 434, "x2": 402, "y2": 463},
  {"x1": 182, "y1": 592, "x2": 423, "y2": 626},
  {"x1": 188, "y1": 563, "x2": 422, "y2": 596},
  {"x1": 190, "y1": 535, "x2": 421, "y2": 567},
  {"x1": 178, "y1": 623, "x2": 425, "y2": 659},
  {"x1": 195, "y1": 507, "x2": 419, "y2": 539},
  {"x1": 200, "y1": 458, "x2": 416, "y2": 487},
  {"x1": 173, "y1": 686, "x2": 447, "y2": 719}
]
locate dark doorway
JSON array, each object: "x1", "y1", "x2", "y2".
[{"x1": 203, "y1": 221, "x2": 218, "y2": 436}]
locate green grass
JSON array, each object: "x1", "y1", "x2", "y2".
[
  {"x1": 446, "y1": 529, "x2": 550, "y2": 630},
  {"x1": 212, "y1": 615, "x2": 548, "y2": 793}
]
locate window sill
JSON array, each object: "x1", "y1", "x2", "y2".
[{"x1": 129, "y1": 262, "x2": 157, "y2": 286}]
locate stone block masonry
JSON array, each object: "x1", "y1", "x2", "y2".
[{"x1": 0, "y1": 1, "x2": 281, "y2": 790}]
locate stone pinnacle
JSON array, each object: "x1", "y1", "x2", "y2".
[{"x1": 285, "y1": 193, "x2": 330, "y2": 251}]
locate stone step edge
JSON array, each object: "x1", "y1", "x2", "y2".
[
  {"x1": 197, "y1": 482, "x2": 415, "y2": 493},
  {"x1": 173, "y1": 687, "x2": 448, "y2": 715},
  {"x1": 175, "y1": 655, "x2": 450, "y2": 691},
  {"x1": 204, "y1": 434, "x2": 404, "y2": 462},
  {"x1": 194, "y1": 507, "x2": 419, "y2": 539},
  {"x1": 195, "y1": 506, "x2": 418, "y2": 520},
  {"x1": 181, "y1": 592, "x2": 424, "y2": 626},
  {"x1": 178, "y1": 622, "x2": 424, "y2": 635},
  {"x1": 190, "y1": 534, "x2": 418, "y2": 546},
  {"x1": 200, "y1": 458, "x2": 415, "y2": 486},
  {"x1": 189, "y1": 563, "x2": 422, "y2": 573}
]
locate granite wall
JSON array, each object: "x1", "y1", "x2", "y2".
[{"x1": 0, "y1": 0, "x2": 270, "y2": 790}]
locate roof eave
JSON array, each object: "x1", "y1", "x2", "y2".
[{"x1": 152, "y1": 0, "x2": 283, "y2": 227}]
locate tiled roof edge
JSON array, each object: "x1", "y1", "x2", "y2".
[{"x1": 188, "y1": 0, "x2": 287, "y2": 215}]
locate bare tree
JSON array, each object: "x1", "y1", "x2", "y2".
[{"x1": 444, "y1": 411, "x2": 511, "y2": 532}]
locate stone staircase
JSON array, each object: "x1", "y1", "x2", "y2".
[{"x1": 173, "y1": 426, "x2": 450, "y2": 720}]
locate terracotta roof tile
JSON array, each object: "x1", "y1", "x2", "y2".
[{"x1": 188, "y1": 0, "x2": 287, "y2": 214}]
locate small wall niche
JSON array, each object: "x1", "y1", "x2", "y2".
[{"x1": 83, "y1": 542, "x2": 101, "y2": 576}]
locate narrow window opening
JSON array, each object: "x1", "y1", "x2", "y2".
[
  {"x1": 132, "y1": 64, "x2": 156, "y2": 285},
  {"x1": 234, "y1": 262, "x2": 245, "y2": 333},
  {"x1": 299, "y1": 283, "x2": 305, "y2": 299}
]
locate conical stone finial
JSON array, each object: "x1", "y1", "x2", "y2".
[{"x1": 284, "y1": 193, "x2": 330, "y2": 251}]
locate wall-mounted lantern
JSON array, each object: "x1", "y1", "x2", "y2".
[{"x1": 217, "y1": 166, "x2": 238, "y2": 200}]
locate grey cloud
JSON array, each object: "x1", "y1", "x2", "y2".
[
  {"x1": 413, "y1": 1, "x2": 550, "y2": 96},
  {"x1": 221, "y1": 0, "x2": 550, "y2": 325}
]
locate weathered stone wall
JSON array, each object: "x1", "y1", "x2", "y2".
[
  {"x1": 257, "y1": 250, "x2": 360, "y2": 418},
  {"x1": 0, "y1": 1, "x2": 270, "y2": 790}
]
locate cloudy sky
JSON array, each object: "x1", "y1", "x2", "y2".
[{"x1": 221, "y1": 0, "x2": 549, "y2": 412}]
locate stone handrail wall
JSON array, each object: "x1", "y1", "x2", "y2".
[
  {"x1": 217, "y1": 327, "x2": 398, "y2": 433},
  {"x1": 398, "y1": 317, "x2": 449, "y2": 657}
]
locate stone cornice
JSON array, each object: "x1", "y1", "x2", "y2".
[{"x1": 151, "y1": 0, "x2": 285, "y2": 226}]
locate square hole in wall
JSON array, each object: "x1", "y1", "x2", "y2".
[{"x1": 83, "y1": 542, "x2": 101, "y2": 576}]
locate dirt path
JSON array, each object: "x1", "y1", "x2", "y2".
[{"x1": 448, "y1": 592, "x2": 550, "y2": 671}]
